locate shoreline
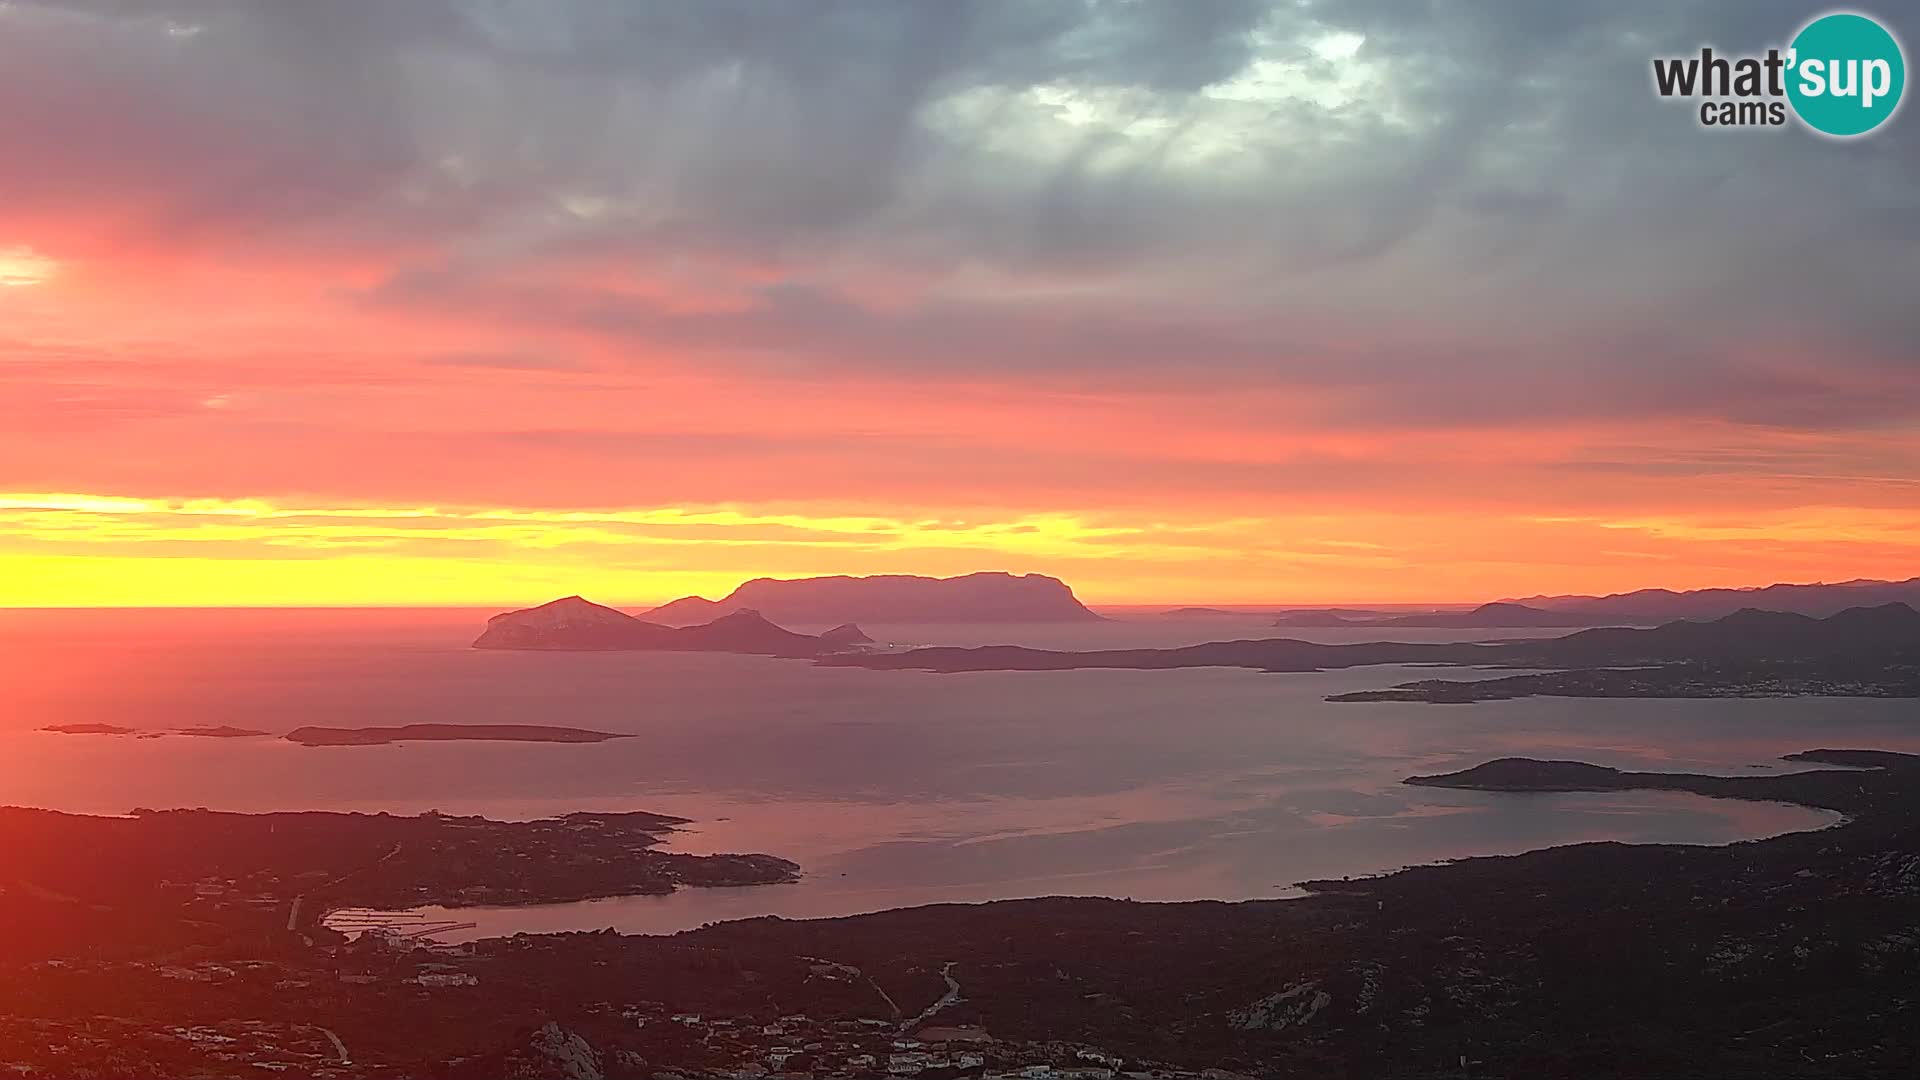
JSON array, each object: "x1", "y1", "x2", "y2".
[
  {"x1": 315, "y1": 781, "x2": 1845, "y2": 943},
  {"x1": 6, "y1": 748, "x2": 1915, "y2": 1076}
]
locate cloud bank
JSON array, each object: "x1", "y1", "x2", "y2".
[{"x1": 1, "y1": 0, "x2": 1915, "y2": 602}]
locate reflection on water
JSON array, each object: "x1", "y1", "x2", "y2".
[
  {"x1": 387, "y1": 788, "x2": 1837, "y2": 940},
  {"x1": 0, "y1": 608, "x2": 1899, "y2": 937}
]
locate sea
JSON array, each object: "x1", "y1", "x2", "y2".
[{"x1": 4, "y1": 606, "x2": 1913, "y2": 940}]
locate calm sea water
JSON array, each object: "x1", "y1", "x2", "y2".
[{"x1": 3, "y1": 607, "x2": 1911, "y2": 938}]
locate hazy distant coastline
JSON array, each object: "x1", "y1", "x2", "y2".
[
  {"x1": 821, "y1": 603, "x2": 1920, "y2": 704},
  {"x1": 40, "y1": 722, "x2": 634, "y2": 747},
  {"x1": 42, "y1": 723, "x2": 270, "y2": 739},
  {"x1": 285, "y1": 724, "x2": 634, "y2": 747}
]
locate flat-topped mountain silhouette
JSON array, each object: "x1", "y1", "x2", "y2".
[
  {"x1": 1511, "y1": 575, "x2": 1920, "y2": 619},
  {"x1": 644, "y1": 572, "x2": 1103, "y2": 625},
  {"x1": 1161, "y1": 606, "x2": 1247, "y2": 619},
  {"x1": 472, "y1": 596, "x2": 869, "y2": 657}
]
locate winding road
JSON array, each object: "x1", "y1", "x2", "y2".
[{"x1": 901, "y1": 961, "x2": 963, "y2": 1033}]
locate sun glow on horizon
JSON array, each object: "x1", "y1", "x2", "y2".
[
  {"x1": 4, "y1": 490, "x2": 1919, "y2": 609},
  {"x1": 2, "y1": 3, "x2": 1918, "y2": 616},
  {"x1": 0, "y1": 245, "x2": 58, "y2": 287}
]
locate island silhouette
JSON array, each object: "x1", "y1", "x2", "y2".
[{"x1": 643, "y1": 571, "x2": 1103, "y2": 625}]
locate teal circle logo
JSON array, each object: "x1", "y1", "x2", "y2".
[{"x1": 1787, "y1": 12, "x2": 1906, "y2": 137}]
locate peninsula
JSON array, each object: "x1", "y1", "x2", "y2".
[
  {"x1": 1511, "y1": 573, "x2": 1920, "y2": 619},
  {"x1": 823, "y1": 603, "x2": 1920, "y2": 704},
  {"x1": 0, "y1": 804, "x2": 797, "y2": 964}
]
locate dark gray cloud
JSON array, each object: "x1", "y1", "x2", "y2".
[{"x1": 2, "y1": 0, "x2": 1915, "y2": 431}]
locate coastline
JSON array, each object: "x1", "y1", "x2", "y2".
[
  {"x1": 313, "y1": 778, "x2": 1844, "y2": 942},
  {"x1": 5, "y1": 748, "x2": 1916, "y2": 1076}
]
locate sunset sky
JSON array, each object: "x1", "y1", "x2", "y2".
[{"x1": 3, "y1": 0, "x2": 1917, "y2": 607}]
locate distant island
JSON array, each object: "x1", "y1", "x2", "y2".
[
  {"x1": 1159, "y1": 605, "x2": 1392, "y2": 622},
  {"x1": 1403, "y1": 756, "x2": 1638, "y2": 791},
  {"x1": 1402, "y1": 747, "x2": 1913, "y2": 796},
  {"x1": 473, "y1": 596, "x2": 870, "y2": 656},
  {"x1": 42, "y1": 724, "x2": 270, "y2": 739},
  {"x1": 644, "y1": 571, "x2": 1104, "y2": 625},
  {"x1": 1269, "y1": 608, "x2": 1391, "y2": 626},
  {"x1": 823, "y1": 636, "x2": 1486, "y2": 674},
  {"x1": 285, "y1": 724, "x2": 634, "y2": 747},
  {"x1": 43, "y1": 723, "x2": 631, "y2": 746},
  {"x1": 1509, "y1": 574, "x2": 1920, "y2": 619}
]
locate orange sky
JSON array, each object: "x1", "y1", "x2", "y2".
[
  {"x1": 3, "y1": 3, "x2": 1917, "y2": 608},
  {"x1": 3, "y1": 222, "x2": 1917, "y2": 607}
]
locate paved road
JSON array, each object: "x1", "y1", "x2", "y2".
[
  {"x1": 292, "y1": 841, "x2": 404, "y2": 936},
  {"x1": 317, "y1": 1026, "x2": 351, "y2": 1065},
  {"x1": 901, "y1": 961, "x2": 962, "y2": 1033}
]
